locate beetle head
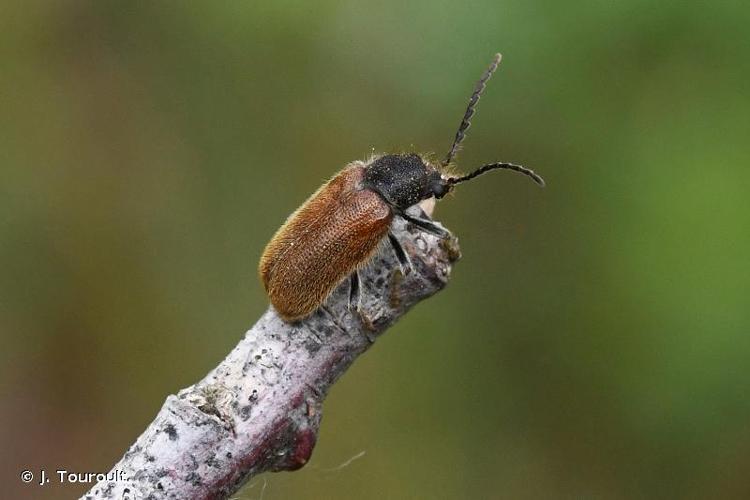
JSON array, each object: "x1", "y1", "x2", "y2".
[{"x1": 363, "y1": 153, "x2": 448, "y2": 210}]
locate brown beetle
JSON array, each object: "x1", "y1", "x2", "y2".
[{"x1": 259, "y1": 54, "x2": 543, "y2": 322}]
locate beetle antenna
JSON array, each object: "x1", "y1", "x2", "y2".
[
  {"x1": 443, "y1": 53, "x2": 502, "y2": 167},
  {"x1": 448, "y1": 162, "x2": 545, "y2": 187}
]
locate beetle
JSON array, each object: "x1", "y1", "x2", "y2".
[{"x1": 259, "y1": 53, "x2": 544, "y2": 322}]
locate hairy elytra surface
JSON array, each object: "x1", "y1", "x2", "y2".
[{"x1": 259, "y1": 161, "x2": 394, "y2": 321}]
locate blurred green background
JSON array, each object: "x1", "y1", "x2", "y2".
[{"x1": 2, "y1": 1, "x2": 749, "y2": 499}]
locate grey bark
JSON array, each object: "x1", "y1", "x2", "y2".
[{"x1": 81, "y1": 204, "x2": 460, "y2": 500}]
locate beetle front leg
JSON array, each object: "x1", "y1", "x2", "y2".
[{"x1": 399, "y1": 212, "x2": 450, "y2": 239}]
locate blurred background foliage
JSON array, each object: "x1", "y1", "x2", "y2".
[{"x1": 1, "y1": 1, "x2": 749, "y2": 499}]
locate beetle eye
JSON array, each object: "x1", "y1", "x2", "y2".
[{"x1": 432, "y1": 180, "x2": 452, "y2": 199}]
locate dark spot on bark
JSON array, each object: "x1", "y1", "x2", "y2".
[
  {"x1": 372, "y1": 314, "x2": 389, "y2": 330},
  {"x1": 155, "y1": 468, "x2": 169, "y2": 478},
  {"x1": 239, "y1": 404, "x2": 253, "y2": 421},
  {"x1": 157, "y1": 482, "x2": 164, "y2": 490},
  {"x1": 163, "y1": 423, "x2": 178, "y2": 441},
  {"x1": 146, "y1": 454, "x2": 155, "y2": 462},
  {"x1": 249, "y1": 389, "x2": 258, "y2": 402},
  {"x1": 186, "y1": 472, "x2": 203, "y2": 486},
  {"x1": 205, "y1": 453, "x2": 220, "y2": 468},
  {"x1": 304, "y1": 336, "x2": 322, "y2": 354},
  {"x1": 226, "y1": 452, "x2": 233, "y2": 459}
]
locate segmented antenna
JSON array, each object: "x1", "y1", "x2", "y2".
[
  {"x1": 443, "y1": 53, "x2": 502, "y2": 166},
  {"x1": 448, "y1": 162, "x2": 545, "y2": 187}
]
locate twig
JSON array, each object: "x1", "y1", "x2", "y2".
[{"x1": 81, "y1": 204, "x2": 460, "y2": 500}]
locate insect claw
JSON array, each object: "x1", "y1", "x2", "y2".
[{"x1": 388, "y1": 232, "x2": 413, "y2": 276}]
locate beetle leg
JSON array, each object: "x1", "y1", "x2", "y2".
[
  {"x1": 399, "y1": 212, "x2": 450, "y2": 239},
  {"x1": 348, "y1": 271, "x2": 377, "y2": 332},
  {"x1": 348, "y1": 271, "x2": 361, "y2": 312},
  {"x1": 387, "y1": 232, "x2": 412, "y2": 275}
]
